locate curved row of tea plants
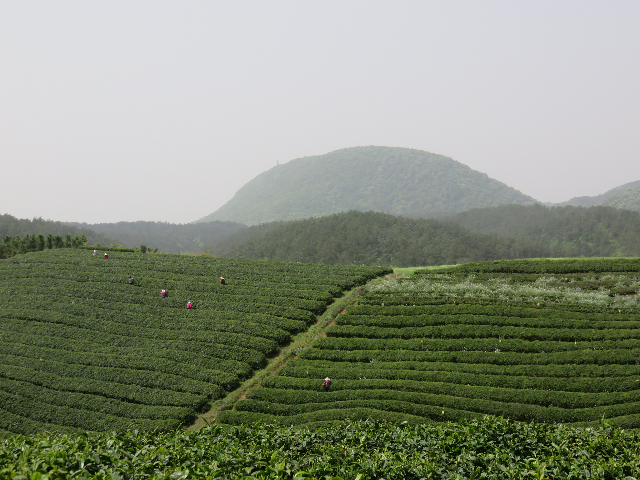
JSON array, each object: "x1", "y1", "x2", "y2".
[
  {"x1": 219, "y1": 257, "x2": 640, "y2": 428},
  {"x1": 0, "y1": 249, "x2": 391, "y2": 435},
  {"x1": 3, "y1": 417, "x2": 640, "y2": 479}
]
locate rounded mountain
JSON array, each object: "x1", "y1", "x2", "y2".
[{"x1": 196, "y1": 146, "x2": 537, "y2": 225}]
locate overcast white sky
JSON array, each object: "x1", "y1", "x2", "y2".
[{"x1": 1, "y1": 1, "x2": 639, "y2": 224}]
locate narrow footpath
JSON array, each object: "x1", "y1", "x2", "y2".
[{"x1": 187, "y1": 284, "x2": 370, "y2": 430}]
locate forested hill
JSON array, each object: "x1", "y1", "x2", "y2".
[
  {"x1": 442, "y1": 204, "x2": 640, "y2": 257},
  {"x1": 67, "y1": 220, "x2": 247, "y2": 254},
  {"x1": 210, "y1": 211, "x2": 547, "y2": 267},
  {"x1": 0, "y1": 214, "x2": 114, "y2": 246},
  {"x1": 196, "y1": 146, "x2": 537, "y2": 225},
  {"x1": 601, "y1": 185, "x2": 640, "y2": 212},
  {"x1": 558, "y1": 180, "x2": 640, "y2": 209}
]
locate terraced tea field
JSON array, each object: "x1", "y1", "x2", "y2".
[
  {"x1": 0, "y1": 249, "x2": 390, "y2": 436},
  {"x1": 220, "y1": 258, "x2": 640, "y2": 428}
]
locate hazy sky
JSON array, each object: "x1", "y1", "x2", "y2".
[{"x1": 1, "y1": 1, "x2": 639, "y2": 224}]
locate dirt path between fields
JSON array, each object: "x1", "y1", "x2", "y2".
[{"x1": 187, "y1": 288, "x2": 365, "y2": 430}]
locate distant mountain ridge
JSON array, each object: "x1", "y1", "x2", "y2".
[
  {"x1": 196, "y1": 146, "x2": 538, "y2": 225},
  {"x1": 558, "y1": 180, "x2": 640, "y2": 210}
]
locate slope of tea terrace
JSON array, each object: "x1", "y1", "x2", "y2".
[
  {"x1": 219, "y1": 258, "x2": 640, "y2": 428},
  {"x1": 0, "y1": 249, "x2": 390, "y2": 435}
]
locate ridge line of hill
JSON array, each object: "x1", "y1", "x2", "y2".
[{"x1": 196, "y1": 146, "x2": 538, "y2": 225}]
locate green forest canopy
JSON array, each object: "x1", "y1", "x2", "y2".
[{"x1": 210, "y1": 206, "x2": 640, "y2": 267}]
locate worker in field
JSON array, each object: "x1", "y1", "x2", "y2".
[
  {"x1": 186, "y1": 301, "x2": 193, "y2": 309},
  {"x1": 104, "y1": 252, "x2": 109, "y2": 259},
  {"x1": 220, "y1": 277, "x2": 225, "y2": 285},
  {"x1": 127, "y1": 276, "x2": 134, "y2": 285},
  {"x1": 93, "y1": 249, "x2": 98, "y2": 255},
  {"x1": 161, "y1": 289, "x2": 167, "y2": 298},
  {"x1": 322, "y1": 377, "x2": 331, "y2": 392}
]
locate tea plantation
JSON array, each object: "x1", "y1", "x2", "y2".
[
  {"x1": 0, "y1": 249, "x2": 390, "y2": 436},
  {"x1": 220, "y1": 257, "x2": 640, "y2": 429},
  {"x1": 4, "y1": 417, "x2": 640, "y2": 479}
]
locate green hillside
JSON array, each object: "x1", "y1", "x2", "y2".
[
  {"x1": 443, "y1": 204, "x2": 640, "y2": 257},
  {"x1": 210, "y1": 207, "x2": 640, "y2": 266},
  {"x1": 0, "y1": 249, "x2": 390, "y2": 435},
  {"x1": 559, "y1": 180, "x2": 640, "y2": 208},
  {"x1": 210, "y1": 210, "x2": 549, "y2": 267},
  {"x1": 196, "y1": 146, "x2": 537, "y2": 225},
  {"x1": 220, "y1": 257, "x2": 640, "y2": 429},
  {"x1": 602, "y1": 185, "x2": 640, "y2": 212}
]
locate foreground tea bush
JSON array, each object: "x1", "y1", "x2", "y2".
[
  {"x1": 2, "y1": 417, "x2": 640, "y2": 479},
  {"x1": 0, "y1": 249, "x2": 390, "y2": 435}
]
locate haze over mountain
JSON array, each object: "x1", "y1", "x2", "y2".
[
  {"x1": 67, "y1": 220, "x2": 247, "y2": 254},
  {"x1": 196, "y1": 146, "x2": 538, "y2": 226}
]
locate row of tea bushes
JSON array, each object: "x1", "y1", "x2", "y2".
[
  {"x1": 0, "y1": 249, "x2": 391, "y2": 435},
  {"x1": 7, "y1": 417, "x2": 640, "y2": 478},
  {"x1": 220, "y1": 257, "x2": 640, "y2": 428}
]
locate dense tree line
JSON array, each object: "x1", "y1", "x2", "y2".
[
  {"x1": 442, "y1": 204, "x2": 640, "y2": 257},
  {"x1": 0, "y1": 233, "x2": 88, "y2": 259},
  {"x1": 210, "y1": 211, "x2": 551, "y2": 267},
  {"x1": 0, "y1": 214, "x2": 115, "y2": 248},
  {"x1": 66, "y1": 220, "x2": 247, "y2": 254}
]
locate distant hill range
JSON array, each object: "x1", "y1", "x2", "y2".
[
  {"x1": 196, "y1": 146, "x2": 538, "y2": 225},
  {"x1": 443, "y1": 204, "x2": 640, "y2": 258},
  {"x1": 66, "y1": 220, "x2": 247, "y2": 254},
  {"x1": 210, "y1": 206, "x2": 640, "y2": 266},
  {"x1": 557, "y1": 180, "x2": 640, "y2": 211}
]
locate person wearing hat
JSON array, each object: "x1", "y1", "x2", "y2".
[
  {"x1": 220, "y1": 277, "x2": 226, "y2": 285},
  {"x1": 161, "y1": 289, "x2": 167, "y2": 298},
  {"x1": 103, "y1": 252, "x2": 109, "y2": 259},
  {"x1": 186, "y1": 301, "x2": 193, "y2": 309},
  {"x1": 322, "y1": 377, "x2": 331, "y2": 392}
]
